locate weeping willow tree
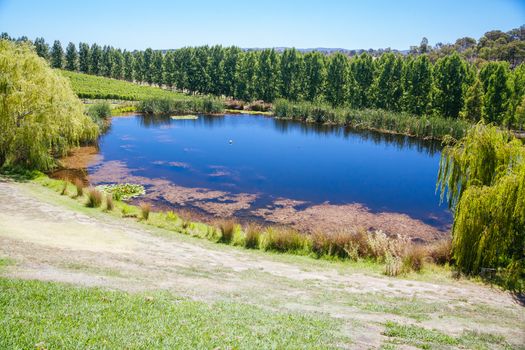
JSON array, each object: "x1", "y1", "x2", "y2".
[
  {"x1": 438, "y1": 124, "x2": 525, "y2": 289},
  {"x1": 0, "y1": 40, "x2": 98, "y2": 171}
]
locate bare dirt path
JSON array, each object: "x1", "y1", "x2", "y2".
[{"x1": 0, "y1": 179, "x2": 523, "y2": 349}]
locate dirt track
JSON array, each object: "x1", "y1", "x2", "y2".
[{"x1": 0, "y1": 179, "x2": 523, "y2": 349}]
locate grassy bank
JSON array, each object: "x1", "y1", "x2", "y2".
[
  {"x1": 273, "y1": 99, "x2": 471, "y2": 140},
  {"x1": 59, "y1": 70, "x2": 185, "y2": 100},
  {"x1": 27, "y1": 173, "x2": 451, "y2": 277},
  {"x1": 0, "y1": 277, "x2": 345, "y2": 349}
]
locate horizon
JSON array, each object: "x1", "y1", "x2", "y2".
[{"x1": 0, "y1": 0, "x2": 524, "y2": 51}]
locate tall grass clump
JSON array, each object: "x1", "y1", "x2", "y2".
[
  {"x1": 85, "y1": 188, "x2": 103, "y2": 208},
  {"x1": 138, "y1": 96, "x2": 224, "y2": 115},
  {"x1": 73, "y1": 178, "x2": 84, "y2": 197},
  {"x1": 273, "y1": 99, "x2": 469, "y2": 140},
  {"x1": 216, "y1": 219, "x2": 237, "y2": 243},
  {"x1": 259, "y1": 227, "x2": 312, "y2": 254},
  {"x1": 105, "y1": 195, "x2": 114, "y2": 211},
  {"x1": 140, "y1": 202, "x2": 151, "y2": 220},
  {"x1": 244, "y1": 224, "x2": 262, "y2": 249}
]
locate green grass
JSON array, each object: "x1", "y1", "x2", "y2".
[
  {"x1": 382, "y1": 322, "x2": 516, "y2": 350},
  {"x1": 0, "y1": 278, "x2": 348, "y2": 349},
  {"x1": 59, "y1": 70, "x2": 185, "y2": 101}
]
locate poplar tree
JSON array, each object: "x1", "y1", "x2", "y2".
[
  {"x1": 279, "y1": 48, "x2": 303, "y2": 101},
  {"x1": 50, "y1": 40, "x2": 64, "y2": 69},
  {"x1": 432, "y1": 53, "x2": 468, "y2": 118},
  {"x1": 33, "y1": 37, "x2": 49, "y2": 60},
  {"x1": 373, "y1": 53, "x2": 403, "y2": 111},
  {"x1": 325, "y1": 52, "x2": 349, "y2": 107},
  {"x1": 402, "y1": 55, "x2": 432, "y2": 115},
  {"x1": 65, "y1": 42, "x2": 78, "y2": 71},
  {"x1": 78, "y1": 42, "x2": 90, "y2": 73},
  {"x1": 349, "y1": 53, "x2": 375, "y2": 108},
  {"x1": 90, "y1": 43, "x2": 102, "y2": 75},
  {"x1": 482, "y1": 63, "x2": 511, "y2": 125},
  {"x1": 303, "y1": 51, "x2": 326, "y2": 102}
]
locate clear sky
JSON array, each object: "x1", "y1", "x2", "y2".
[{"x1": 0, "y1": 0, "x2": 523, "y2": 50}]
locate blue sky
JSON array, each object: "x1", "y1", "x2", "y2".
[{"x1": 0, "y1": 0, "x2": 523, "y2": 50}]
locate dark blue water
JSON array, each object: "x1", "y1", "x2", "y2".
[{"x1": 92, "y1": 114, "x2": 451, "y2": 228}]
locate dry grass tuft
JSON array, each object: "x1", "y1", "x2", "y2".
[
  {"x1": 217, "y1": 219, "x2": 236, "y2": 243},
  {"x1": 244, "y1": 223, "x2": 262, "y2": 249},
  {"x1": 86, "y1": 188, "x2": 103, "y2": 208},
  {"x1": 402, "y1": 244, "x2": 427, "y2": 272},
  {"x1": 73, "y1": 178, "x2": 84, "y2": 197},
  {"x1": 140, "y1": 202, "x2": 151, "y2": 220},
  {"x1": 384, "y1": 254, "x2": 403, "y2": 276},
  {"x1": 105, "y1": 195, "x2": 114, "y2": 211},
  {"x1": 428, "y1": 239, "x2": 452, "y2": 265},
  {"x1": 261, "y1": 227, "x2": 310, "y2": 253}
]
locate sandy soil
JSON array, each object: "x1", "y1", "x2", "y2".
[{"x1": 0, "y1": 179, "x2": 523, "y2": 348}]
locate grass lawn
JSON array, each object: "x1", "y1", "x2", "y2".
[{"x1": 0, "y1": 277, "x2": 347, "y2": 349}]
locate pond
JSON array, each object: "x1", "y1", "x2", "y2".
[{"x1": 69, "y1": 114, "x2": 451, "y2": 241}]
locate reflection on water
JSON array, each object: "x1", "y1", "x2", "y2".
[{"x1": 86, "y1": 113, "x2": 451, "y2": 229}]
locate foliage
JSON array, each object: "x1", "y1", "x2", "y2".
[
  {"x1": 5, "y1": 31, "x2": 523, "y2": 129},
  {"x1": 86, "y1": 102, "x2": 111, "y2": 123},
  {"x1": 96, "y1": 183, "x2": 145, "y2": 201},
  {"x1": 0, "y1": 40, "x2": 98, "y2": 170},
  {"x1": 273, "y1": 99, "x2": 469, "y2": 140},
  {"x1": 437, "y1": 124, "x2": 525, "y2": 290}
]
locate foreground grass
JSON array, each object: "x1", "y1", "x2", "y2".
[
  {"x1": 59, "y1": 70, "x2": 185, "y2": 100},
  {"x1": 0, "y1": 278, "x2": 346, "y2": 349},
  {"x1": 382, "y1": 321, "x2": 516, "y2": 350}
]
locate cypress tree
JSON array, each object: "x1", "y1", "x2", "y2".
[
  {"x1": 33, "y1": 37, "x2": 49, "y2": 60},
  {"x1": 325, "y1": 52, "x2": 349, "y2": 107}
]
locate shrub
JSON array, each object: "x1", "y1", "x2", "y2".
[
  {"x1": 165, "y1": 211, "x2": 178, "y2": 221},
  {"x1": 138, "y1": 96, "x2": 224, "y2": 115},
  {"x1": 311, "y1": 229, "x2": 368, "y2": 260},
  {"x1": 87, "y1": 102, "x2": 111, "y2": 121},
  {"x1": 73, "y1": 178, "x2": 84, "y2": 197},
  {"x1": 428, "y1": 239, "x2": 452, "y2": 265},
  {"x1": 402, "y1": 245, "x2": 427, "y2": 272},
  {"x1": 384, "y1": 254, "x2": 403, "y2": 276},
  {"x1": 86, "y1": 188, "x2": 103, "y2": 208},
  {"x1": 140, "y1": 202, "x2": 151, "y2": 220}
]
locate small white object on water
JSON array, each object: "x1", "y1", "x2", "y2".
[{"x1": 229, "y1": 139, "x2": 233, "y2": 144}]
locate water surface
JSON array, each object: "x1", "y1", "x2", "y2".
[{"x1": 89, "y1": 114, "x2": 450, "y2": 230}]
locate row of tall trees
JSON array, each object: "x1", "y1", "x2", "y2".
[{"x1": 7, "y1": 33, "x2": 525, "y2": 128}]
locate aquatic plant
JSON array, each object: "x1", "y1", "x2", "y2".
[
  {"x1": 273, "y1": 99, "x2": 469, "y2": 140},
  {"x1": 138, "y1": 96, "x2": 224, "y2": 115},
  {"x1": 96, "y1": 183, "x2": 145, "y2": 201}
]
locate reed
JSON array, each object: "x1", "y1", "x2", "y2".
[{"x1": 86, "y1": 188, "x2": 103, "y2": 208}]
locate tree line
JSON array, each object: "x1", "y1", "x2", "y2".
[{"x1": 3, "y1": 32, "x2": 525, "y2": 129}]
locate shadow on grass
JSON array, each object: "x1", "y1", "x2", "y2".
[{"x1": 0, "y1": 166, "x2": 43, "y2": 182}]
